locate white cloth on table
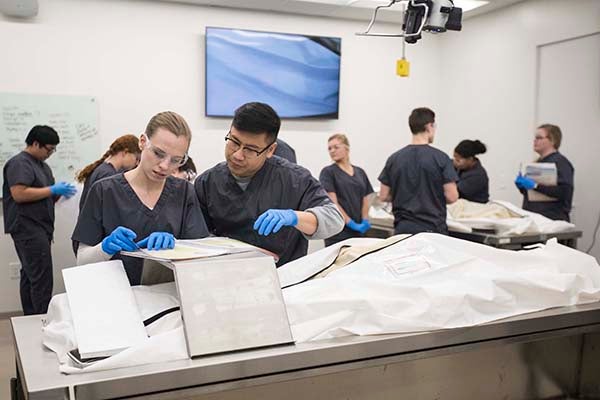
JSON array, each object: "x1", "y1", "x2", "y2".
[
  {"x1": 447, "y1": 199, "x2": 575, "y2": 235},
  {"x1": 43, "y1": 234, "x2": 600, "y2": 373}
]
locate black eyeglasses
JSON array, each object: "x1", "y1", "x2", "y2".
[
  {"x1": 225, "y1": 133, "x2": 275, "y2": 159},
  {"x1": 43, "y1": 145, "x2": 57, "y2": 155}
]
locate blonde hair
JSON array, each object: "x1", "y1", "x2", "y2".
[
  {"x1": 76, "y1": 134, "x2": 140, "y2": 183},
  {"x1": 538, "y1": 123, "x2": 562, "y2": 149},
  {"x1": 146, "y1": 111, "x2": 192, "y2": 141},
  {"x1": 328, "y1": 133, "x2": 350, "y2": 147}
]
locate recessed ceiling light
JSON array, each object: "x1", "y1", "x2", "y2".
[
  {"x1": 302, "y1": 0, "x2": 488, "y2": 12},
  {"x1": 346, "y1": 0, "x2": 394, "y2": 8},
  {"x1": 452, "y1": 0, "x2": 489, "y2": 12}
]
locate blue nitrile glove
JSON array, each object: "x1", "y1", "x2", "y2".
[
  {"x1": 357, "y1": 219, "x2": 371, "y2": 234},
  {"x1": 346, "y1": 219, "x2": 363, "y2": 233},
  {"x1": 514, "y1": 173, "x2": 525, "y2": 190},
  {"x1": 137, "y1": 232, "x2": 175, "y2": 251},
  {"x1": 515, "y1": 174, "x2": 536, "y2": 190},
  {"x1": 50, "y1": 182, "x2": 77, "y2": 198},
  {"x1": 101, "y1": 226, "x2": 138, "y2": 255},
  {"x1": 253, "y1": 209, "x2": 298, "y2": 236}
]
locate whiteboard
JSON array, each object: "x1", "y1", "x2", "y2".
[{"x1": 0, "y1": 92, "x2": 100, "y2": 188}]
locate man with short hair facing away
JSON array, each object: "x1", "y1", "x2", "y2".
[
  {"x1": 378, "y1": 107, "x2": 458, "y2": 234},
  {"x1": 195, "y1": 102, "x2": 344, "y2": 266},
  {"x1": 2, "y1": 125, "x2": 77, "y2": 315},
  {"x1": 515, "y1": 124, "x2": 574, "y2": 221}
]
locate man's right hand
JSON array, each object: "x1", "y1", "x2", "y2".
[
  {"x1": 50, "y1": 182, "x2": 77, "y2": 198},
  {"x1": 346, "y1": 219, "x2": 363, "y2": 233}
]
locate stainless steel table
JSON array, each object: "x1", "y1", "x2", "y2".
[
  {"x1": 368, "y1": 218, "x2": 582, "y2": 249},
  {"x1": 449, "y1": 229, "x2": 583, "y2": 249},
  {"x1": 11, "y1": 302, "x2": 600, "y2": 400}
]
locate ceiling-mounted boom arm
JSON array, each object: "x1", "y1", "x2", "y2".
[{"x1": 356, "y1": 0, "x2": 462, "y2": 44}]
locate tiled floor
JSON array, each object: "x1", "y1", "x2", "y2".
[{"x1": 0, "y1": 318, "x2": 15, "y2": 400}]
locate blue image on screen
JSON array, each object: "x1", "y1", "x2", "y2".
[{"x1": 206, "y1": 27, "x2": 341, "y2": 119}]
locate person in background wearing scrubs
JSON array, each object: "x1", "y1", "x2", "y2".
[
  {"x1": 515, "y1": 124, "x2": 574, "y2": 221},
  {"x1": 453, "y1": 139, "x2": 489, "y2": 203},
  {"x1": 319, "y1": 133, "x2": 374, "y2": 246},
  {"x1": 379, "y1": 107, "x2": 458, "y2": 234},
  {"x1": 195, "y1": 102, "x2": 344, "y2": 266},
  {"x1": 72, "y1": 112, "x2": 209, "y2": 285},
  {"x1": 76, "y1": 134, "x2": 141, "y2": 212},
  {"x1": 3, "y1": 125, "x2": 77, "y2": 315},
  {"x1": 171, "y1": 156, "x2": 197, "y2": 182},
  {"x1": 274, "y1": 138, "x2": 297, "y2": 163}
]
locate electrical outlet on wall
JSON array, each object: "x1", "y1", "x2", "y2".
[{"x1": 9, "y1": 262, "x2": 21, "y2": 280}]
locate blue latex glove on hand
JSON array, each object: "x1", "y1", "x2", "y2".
[
  {"x1": 101, "y1": 226, "x2": 138, "y2": 255},
  {"x1": 515, "y1": 174, "x2": 536, "y2": 190},
  {"x1": 137, "y1": 232, "x2": 175, "y2": 251},
  {"x1": 254, "y1": 209, "x2": 298, "y2": 236},
  {"x1": 357, "y1": 219, "x2": 371, "y2": 234},
  {"x1": 50, "y1": 182, "x2": 77, "y2": 198},
  {"x1": 346, "y1": 219, "x2": 363, "y2": 233}
]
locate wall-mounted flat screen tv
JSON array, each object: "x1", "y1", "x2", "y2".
[{"x1": 205, "y1": 27, "x2": 341, "y2": 119}]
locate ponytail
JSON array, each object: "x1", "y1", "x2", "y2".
[
  {"x1": 75, "y1": 134, "x2": 140, "y2": 183},
  {"x1": 75, "y1": 150, "x2": 111, "y2": 183}
]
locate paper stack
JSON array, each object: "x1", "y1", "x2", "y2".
[
  {"x1": 122, "y1": 237, "x2": 279, "y2": 262},
  {"x1": 525, "y1": 162, "x2": 557, "y2": 202}
]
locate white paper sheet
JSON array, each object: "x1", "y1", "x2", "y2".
[{"x1": 62, "y1": 261, "x2": 148, "y2": 358}]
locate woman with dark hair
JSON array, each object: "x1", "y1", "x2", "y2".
[
  {"x1": 171, "y1": 156, "x2": 197, "y2": 182},
  {"x1": 76, "y1": 134, "x2": 141, "y2": 211},
  {"x1": 453, "y1": 140, "x2": 489, "y2": 203}
]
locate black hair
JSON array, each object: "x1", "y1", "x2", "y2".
[
  {"x1": 232, "y1": 102, "x2": 281, "y2": 142},
  {"x1": 25, "y1": 125, "x2": 59, "y2": 146},
  {"x1": 455, "y1": 139, "x2": 487, "y2": 158},
  {"x1": 178, "y1": 156, "x2": 197, "y2": 174}
]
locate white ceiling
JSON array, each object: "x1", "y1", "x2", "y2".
[{"x1": 157, "y1": 0, "x2": 525, "y2": 23}]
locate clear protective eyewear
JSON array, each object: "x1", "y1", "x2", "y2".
[{"x1": 143, "y1": 134, "x2": 188, "y2": 167}]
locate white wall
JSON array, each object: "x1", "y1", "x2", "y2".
[{"x1": 0, "y1": 0, "x2": 440, "y2": 313}]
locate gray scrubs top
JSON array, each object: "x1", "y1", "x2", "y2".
[
  {"x1": 521, "y1": 152, "x2": 574, "y2": 221},
  {"x1": 72, "y1": 173, "x2": 209, "y2": 285},
  {"x1": 274, "y1": 139, "x2": 297, "y2": 163},
  {"x1": 195, "y1": 156, "x2": 333, "y2": 266},
  {"x1": 379, "y1": 145, "x2": 458, "y2": 234},
  {"x1": 319, "y1": 164, "x2": 373, "y2": 241},
  {"x1": 2, "y1": 151, "x2": 56, "y2": 240},
  {"x1": 79, "y1": 162, "x2": 117, "y2": 212}
]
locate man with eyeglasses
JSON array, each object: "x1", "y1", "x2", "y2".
[
  {"x1": 515, "y1": 124, "x2": 574, "y2": 221},
  {"x1": 2, "y1": 125, "x2": 77, "y2": 315},
  {"x1": 195, "y1": 102, "x2": 344, "y2": 266}
]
